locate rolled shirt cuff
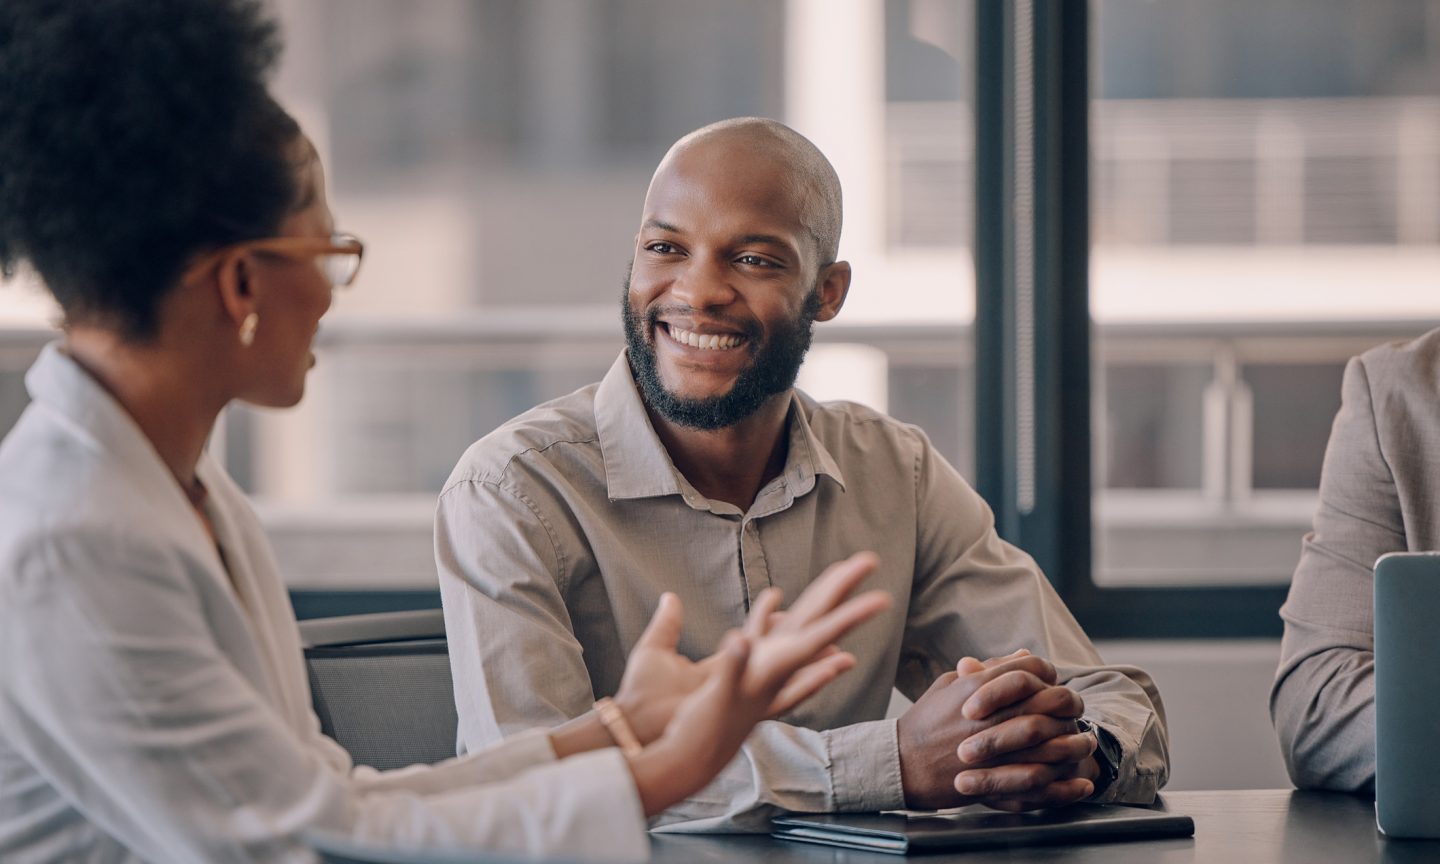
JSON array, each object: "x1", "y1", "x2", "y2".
[
  {"x1": 1087, "y1": 718, "x2": 1163, "y2": 805},
  {"x1": 823, "y1": 718, "x2": 906, "y2": 812}
]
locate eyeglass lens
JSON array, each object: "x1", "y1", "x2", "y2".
[{"x1": 321, "y1": 252, "x2": 360, "y2": 287}]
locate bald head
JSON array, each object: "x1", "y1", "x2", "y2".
[{"x1": 649, "y1": 117, "x2": 844, "y2": 264}]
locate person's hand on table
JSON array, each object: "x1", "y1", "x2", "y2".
[
  {"x1": 950, "y1": 654, "x2": 1100, "y2": 811},
  {"x1": 896, "y1": 650, "x2": 1098, "y2": 810}
]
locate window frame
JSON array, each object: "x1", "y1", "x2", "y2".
[{"x1": 972, "y1": 0, "x2": 1289, "y2": 639}]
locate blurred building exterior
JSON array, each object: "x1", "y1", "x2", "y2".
[{"x1": 0, "y1": 0, "x2": 1437, "y2": 590}]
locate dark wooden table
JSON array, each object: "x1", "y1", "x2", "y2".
[{"x1": 645, "y1": 790, "x2": 1440, "y2": 863}]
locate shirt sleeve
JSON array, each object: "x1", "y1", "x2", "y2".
[
  {"x1": 0, "y1": 528, "x2": 648, "y2": 863},
  {"x1": 436, "y1": 475, "x2": 908, "y2": 832},
  {"x1": 899, "y1": 428, "x2": 1170, "y2": 805},
  {"x1": 1271, "y1": 356, "x2": 1392, "y2": 794},
  {"x1": 436, "y1": 477, "x2": 596, "y2": 746}
]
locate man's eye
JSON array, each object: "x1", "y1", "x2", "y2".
[
  {"x1": 737, "y1": 254, "x2": 775, "y2": 267},
  {"x1": 646, "y1": 242, "x2": 678, "y2": 254}
]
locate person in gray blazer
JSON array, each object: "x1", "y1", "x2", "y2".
[{"x1": 1271, "y1": 329, "x2": 1440, "y2": 794}]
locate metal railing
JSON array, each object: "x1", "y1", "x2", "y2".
[{"x1": 888, "y1": 96, "x2": 1440, "y2": 248}]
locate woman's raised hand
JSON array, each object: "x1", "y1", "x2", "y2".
[{"x1": 617, "y1": 552, "x2": 891, "y2": 815}]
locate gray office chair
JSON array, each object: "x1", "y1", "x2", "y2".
[{"x1": 299, "y1": 608, "x2": 458, "y2": 771}]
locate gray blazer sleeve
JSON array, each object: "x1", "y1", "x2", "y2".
[{"x1": 1272, "y1": 355, "x2": 1401, "y2": 794}]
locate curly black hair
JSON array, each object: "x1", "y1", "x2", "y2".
[{"x1": 0, "y1": 0, "x2": 305, "y2": 341}]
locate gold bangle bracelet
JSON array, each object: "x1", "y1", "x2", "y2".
[{"x1": 593, "y1": 697, "x2": 644, "y2": 758}]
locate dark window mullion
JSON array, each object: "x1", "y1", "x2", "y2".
[{"x1": 975, "y1": 1, "x2": 1284, "y2": 638}]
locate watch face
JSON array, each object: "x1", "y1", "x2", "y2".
[{"x1": 1079, "y1": 719, "x2": 1122, "y2": 784}]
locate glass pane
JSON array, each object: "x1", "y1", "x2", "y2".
[
  {"x1": 1092, "y1": 0, "x2": 1440, "y2": 587},
  {"x1": 1101, "y1": 363, "x2": 1208, "y2": 490},
  {"x1": 1245, "y1": 362, "x2": 1345, "y2": 490}
]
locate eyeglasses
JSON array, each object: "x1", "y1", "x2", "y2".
[{"x1": 191, "y1": 232, "x2": 365, "y2": 289}]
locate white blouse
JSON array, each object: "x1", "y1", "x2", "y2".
[{"x1": 0, "y1": 344, "x2": 648, "y2": 863}]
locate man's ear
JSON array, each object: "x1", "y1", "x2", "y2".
[{"x1": 813, "y1": 260, "x2": 851, "y2": 322}]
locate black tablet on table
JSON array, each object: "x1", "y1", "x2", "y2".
[{"x1": 772, "y1": 803, "x2": 1194, "y2": 855}]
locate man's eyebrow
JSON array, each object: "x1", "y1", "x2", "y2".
[
  {"x1": 735, "y1": 233, "x2": 795, "y2": 251},
  {"x1": 642, "y1": 221, "x2": 796, "y2": 254}
]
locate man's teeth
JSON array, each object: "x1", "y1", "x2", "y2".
[{"x1": 669, "y1": 325, "x2": 743, "y2": 350}]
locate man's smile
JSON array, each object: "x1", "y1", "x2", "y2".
[{"x1": 658, "y1": 321, "x2": 749, "y2": 352}]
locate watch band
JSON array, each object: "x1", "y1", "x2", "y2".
[{"x1": 1076, "y1": 718, "x2": 1122, "y2": 797}]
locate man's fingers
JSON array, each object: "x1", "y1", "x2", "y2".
[
  {"x1": 745, "y1": 587, "x2": 784, "y2": 639},
  {"x1": 956, "y1": 656, "x2": 1060, "y2": 719},
  {"x1": 784, "y1": 552, "x2": 880, "y2": 624},
  {"x1": 954, "y1": 763, "x2": 1067, "y2": 798},
  {"x1": 766, "y1": 652, "x2": 857, "y2": 716},
  {"x1": 1011, "y1": 685, "x2": 1085, "y2": 720},
  {"x1": 980, "y1": 649, "x2": 1030, "y2": 668},
  {"x1": 961, "y1": 670, "x2": 1053, "y2": 721},
  {"x1": 634, "y1": 592, "x2": 684, "y2": 652},
  {"x1": 956, "y1": 656, "x2": 986, "y2": 674},
  {"x1": 960, "y1": 654, "x2": 1058, "y2": 693},
  {"x1": 958, "y1": 716, "x2": 1085, "y2": 764},
  {"x1": 964, "y1": 685, "x2": 1085, "y2": 730},
  {"x1": 960, "y1": 731, "x2": 1097, "y2": 768},
  {"x1": 982, "y1": 778, "x2": 1095, "y2": 811}
]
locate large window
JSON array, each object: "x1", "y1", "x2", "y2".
[
  {"x1": 4, "y1": 1, "x2": 1431, "y2": 636},
  {"x1": 1091, "y1": 0, "x2": 1440, "y2": 591}
]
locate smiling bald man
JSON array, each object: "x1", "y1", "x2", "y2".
[{"x1": 435, "y1": 118, "x2": 1169, "y2": 832}]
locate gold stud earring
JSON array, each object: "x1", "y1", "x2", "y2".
[{"x1": 238, "y1": 312, "x2": 259, "y2": 347}]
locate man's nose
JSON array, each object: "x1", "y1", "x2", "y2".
[{"x1": 668, "y1": 257, "x2": 737, "y2": 309}]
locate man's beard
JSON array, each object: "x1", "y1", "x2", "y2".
[{"x1": 621, "y1": 271, "x2": 821, "y2": 431}]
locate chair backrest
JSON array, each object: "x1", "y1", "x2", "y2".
[{"x1": 299, "y1": 609, "x2": 458, "y2": 771}]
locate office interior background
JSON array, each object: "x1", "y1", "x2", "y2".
[{"x1": 1, "y1": 0, "x2": 1437, "y2": 791}]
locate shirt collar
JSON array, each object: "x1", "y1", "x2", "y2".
[
  {"x1": 594, "y1": 351, "x2": 847, "y2": 503},
  {"x1": 25, "y1": 341, "x2": 223, "y2": 544},
  {"x1": 785, "y1": 389, "x2": 848, "y2": 493},
  {"x1": 26, "y1": 342, "x2": 168, "y2": 482},
  {"x1": 595, "y1": 352, "x2": 686, "y2": 500}
]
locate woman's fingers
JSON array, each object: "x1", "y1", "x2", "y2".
[
  {"x1": 634, "y1": 592, "x2": 683, "y2": 652},
  {"x1": 752, "y1": 590, "x2": 890, "y2": 683},
  {"x1": 783, "y1": 552, "x2": 880, "y2": 625},
  {"x1": 696, "y1": 630, "x2": 749, "y2": 700},
  {"x1": 745, "y1": 587, "x2": 784, "y2": 639},
  {"x1": 790, "y1": 589, "x2": 892, "y2": 658},
  {"x1": 766, "y1": 652, "x2": 857, "y2": 716}
]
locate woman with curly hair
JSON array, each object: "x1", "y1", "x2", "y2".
[{"x1": 0, "y1": 2, "x2": 889, "y2": 861}]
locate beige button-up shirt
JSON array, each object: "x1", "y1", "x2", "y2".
[{"x1": 437, "y1": 353, "x2": 1168, "y2": 831}]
